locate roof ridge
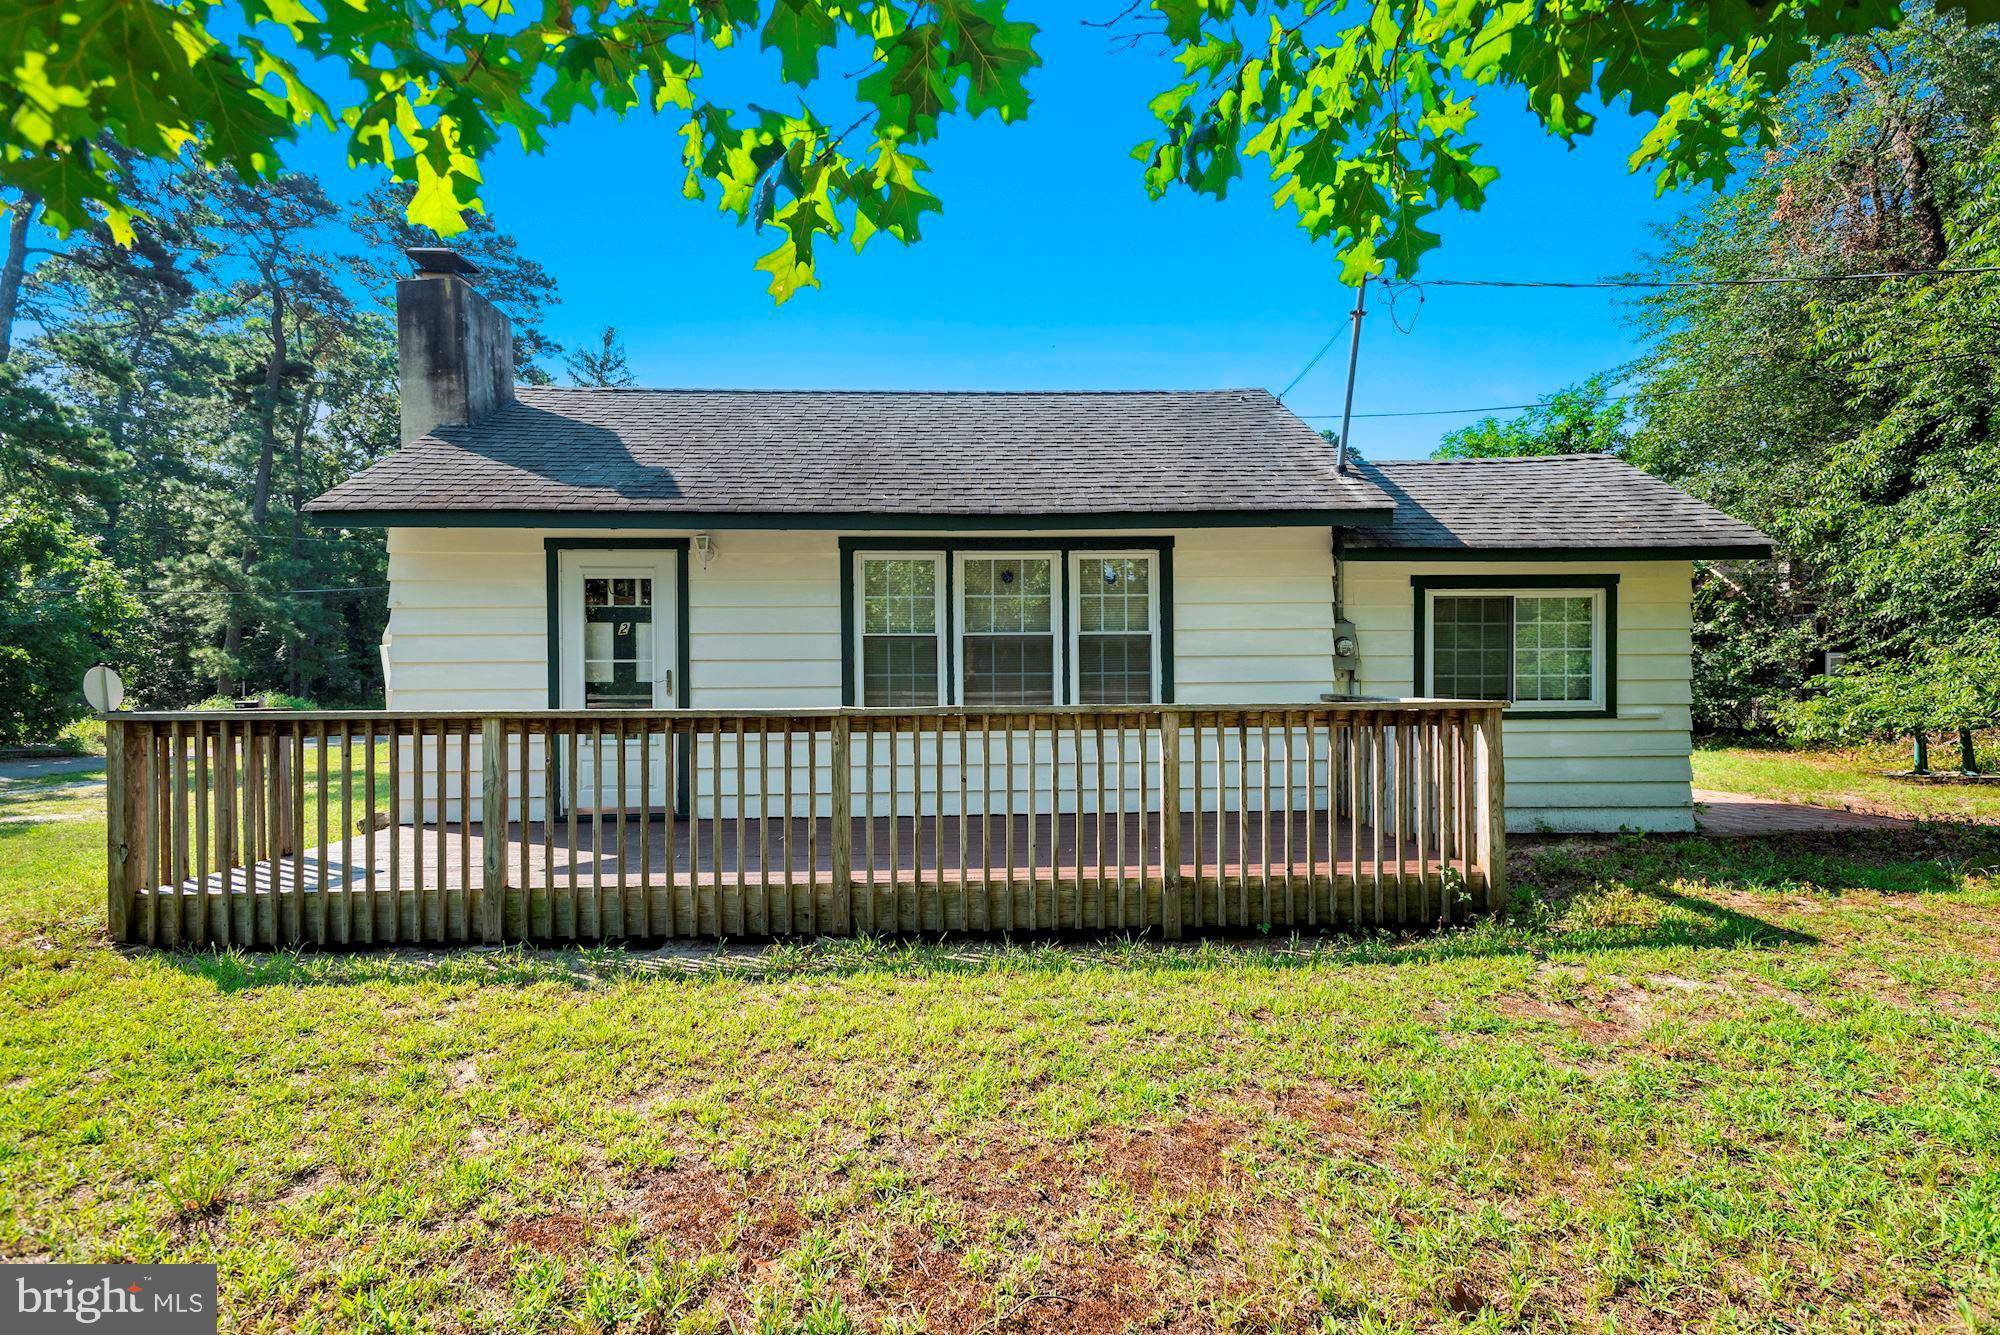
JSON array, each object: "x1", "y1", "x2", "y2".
[
  {"x1": 1373, "y1": 452, "x2": 1624, "y2": 467},
  {"x1": 511, "y1": 386, "x2": 1280, "y2": 398}
]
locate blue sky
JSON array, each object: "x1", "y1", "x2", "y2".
[{"x1": 289, "y1": 9, "x2": 1702, "y2": 460}]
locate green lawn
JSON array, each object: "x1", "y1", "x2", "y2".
[
  {"x1": 1695, "y1": 735, "x2": 2000, "y2": 824},
  {"x1": 4, "y1": 776, "x2": 2000, "y2": 1332}
]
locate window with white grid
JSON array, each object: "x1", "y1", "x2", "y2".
[
  {"x1": 858, "y1": 556, "x2": 942, "y2": 706},
  {"x1": 960, "y1": 555, "x2": 1057, "y2": 706},
  {"x1": 1073, "y1": 554, "x2": 1157, "y2": 704},
  {"x1": 1426, "y1": 587, "x2": 1604, "y2": 712}
]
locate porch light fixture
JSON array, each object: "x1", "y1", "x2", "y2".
[{"x1": 694, "y1": 532, "x2": 717, "y2": 569}]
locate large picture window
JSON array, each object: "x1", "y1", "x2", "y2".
[
  {"x1": 847, "y1": 543, "x2": 1170, "y2": 707},
  {"x1": 1420, "y1": 581, "x2": 1612, "y2": 715},
  {"x1": 858, "y1": 555, "x2": 944, "y2": 706}
]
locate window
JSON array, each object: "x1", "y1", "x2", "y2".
[
  {"x1": 1422, "y1": 583, "x2": 1610, "y2": 714},
  {"x1": 960, "y1": 555, "x2": 1057, "y2": 706},
  {"x1": 858, "y1": 556, "x2": 943, "y2": 706},
  {"x1": 582, "y1": 575, "x2": 654, "y2": 708},
  {"x1": 1073, "y1": 554, "x2": 1158, "y2": 704},
  {"x1": 846, "y1": 543, "x2": 1171, "y2": 706}
]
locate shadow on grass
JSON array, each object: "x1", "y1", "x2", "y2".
[
  {"x1": 143, "y1": 825, "x2": 2000, "y2": 994},
  {"x1": 156, "y1": 875, "x2": 1810, "y2": 996}
]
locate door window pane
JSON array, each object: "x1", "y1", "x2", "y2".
[
  {"x1": 962, "y1": 557, "x2": 1055, "y2": 705},
  {"x1": 583, "y1": 575, "x2": 654, "y2": 708},
  {"x1": 860, "y1": 558, "x2": 941, "y2": 706},
  {"x1": 1075, "y1": 556, "x2": 1155, "y2": 703},
  {"x1": 1431, "y1": 596, "x2": 1512, "y2": 700}
]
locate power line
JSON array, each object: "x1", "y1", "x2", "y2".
[
  {"x1": 1395, "y1": 265, "x2": 2000, "y2": 290},
  {"x1": 1292, "y1": 350, "x2": 1988, "y2": 421},
  {"x1": 1278, "y1": 328, "x2": 1346, "y2": 400}
]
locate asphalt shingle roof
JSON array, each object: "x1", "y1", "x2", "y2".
[
  {"x1": 1348, "y1": 454, "x2": 1772, "y2": 555},
  {"x1": 306, "y1": 387, "x2": 1393, "y2": 522}
]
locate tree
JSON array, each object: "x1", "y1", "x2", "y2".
[
  {"x1": 7, "y1": 2, "x2": 2000, "y2": 302},
  {"x1": 1780, "y1": 627, "x2": 2000, "y2": 770},
  {"x1": 1433, "y1": 374, "x2": 1630, "y2": 459},
  {"x1": 1622, "y1": 6, "x2": 2000, "y2": 736},
  {"x1": 0, "y1": 500, "x2": 136, "y2": 745},
  {"x1": 566, "y1": 327, "x2": 636, "y2": 388}
]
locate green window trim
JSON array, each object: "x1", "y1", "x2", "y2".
[
  {"x1": 543, "y1": 538, "x2": 693, "y2": 818},
  {"x1": 839, "y1": 536, "x2": 1174, "y2": 707},
  {"x1": 1411, "y1": 573, "x2": 1619, "y2": 720}
]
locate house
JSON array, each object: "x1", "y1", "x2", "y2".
[{"x1": 303, "y1": 249, "x2": 1770, "y2": 838}]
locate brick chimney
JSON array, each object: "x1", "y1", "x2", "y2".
[{"x1": 397, "y1": 247, "x2": 514, "y2": 446}]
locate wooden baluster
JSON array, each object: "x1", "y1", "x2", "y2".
[
  {"x1": 887, "y1": 714, "x2": 902, "y2": 932},
  {"x1": 933, "y1": 714, "x2": 947, "y2": 934},
  {"x1": 1111, "y1": 714, "x2": 1126, "y2": 927},
  {"x1": 314, "y1": 721, "x2": 332, "y2": 946},
  {"x1": 979, "y1": 715, "x2": 995, "y2": 931},
  {"x1": 518, "y1": 720, "x2": 533, "y2": 940},
  {"x1": 1343, "y1": 717, "x2": 1360, "y2": 926},
  {"x1": 705, "y1": 718, "x2": 722, "y2": 936},
  {"x1": 558, "y1": 723, "x2": 575, "y2": 938},
  {"x1": 1400, "y1": 715, "x2": 1416, "y2": 923},
  {"x1": 169, "y1": 721, "x2": 191, "y2": 945},
  {"x1": 663, "y1": 719, "x2": 682, "y2": 938},
  {"x1": 782, "y1": 721, "x2": 796, "y2": 934},
  {"x1": 1413, "y1": 718, "x2": 1430, "y2": 922},
  {"x1": 801, "y1": 720, "x2": 816, "y2": 936},
  {"x1": 610, "y1": 717, "x2": 627, "y2": 938},
  {"x1": 1253, "y1": 714, "x2": 1269, "y2": 927},
  {"x1": 210, "y1": 721, "x2": 229, "y2": 946},
  {"x1": 415, "y1": 719, "x2": 431, "y2": 941},
  {"x1": 534, "y1": 722, "x2": 551, "y2": 939},
  {"x1": 860, "y1": 721, "x2": 876, "y2": 935},
  {"x1": 957, "y1": 716, "x2": 971, "y2": 932},
  {"x1": 1360, "y1": 714, "x2": 1376, "y2": 924},
  {"x1": 383, "y1": 721, "x2": 400, "y2": 944},
  {"x1": 580, "y1": 720, "x2": 599, "y2": 939},
  {"x1": 1135, "y1": 715, "x2": 1149, "y2": 933},
  {"x1": 453, "y1": 721, "x2": 468, "y2": 940},
  {"x1": 1056, "y1": 707, "x2": 1072, "y2": 927},
  {"x1": 1067, "y1": 713, "x2": 1084, "y2": 931},
  {"x1": 281, "y1": 722, "x2": 299, "y2": 947},
  {"x1": 1092, "y1": 717, "x2": 1106, "y2": 930},
  {"x1": 1189, "y1": 715, "x2": 1204, "y2": 930},
  {"x1": 1003, "y1": 715, "x2": 1018, "y2": 932},
  {"x1": 1437, "y1": 714, "x2": 1455, "y2": 924},
  {"x1": 1278, "y1": 714, "x2": 1295, "y2": 926},
  {"x1": 261, "y1": 727, "x2": 281, "y2": 947},
  {"x1": 104, "y1": 722, "x2": 129, "y2": 945},
  {"x1": 1228, "y1": 720, "x2": 1245, "y2": 928},
  {"x1": 829, "y1": 715, "x2": 852, "y2": 934},
  {"x1": 628, "y1": 719, "x2": 645, "y2": 939},
  {"x1": 755, "y1": 718, "x2": 771, "y2": 936},
  {"x1": 366, "y1": 721, "x2": 382, "y2": 945},
  {"x1": 1296, "y1": 715, "x2": 1312, "y2": 923},
  {"x1": 732, "y1": 717, "x2": 749, "y2": 935},
  {"x1": 191, "y1": 722, "x2": 210, "y2": 947},
  {"x1": 478, "y1": 717, "x2": 504, "y2": 943},
  {"x1": 1459, "y1": 713, "x2": 1476, "y2": 893}
]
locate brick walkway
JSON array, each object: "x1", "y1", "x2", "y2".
[{"x1": 1693, "y1": 789, "x2": 1915, "y2": 836}]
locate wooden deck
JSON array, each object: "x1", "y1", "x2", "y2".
[
  {"x1": 108, "y1": 703, "x2": 1505, "y2": 946},
  {"x1": 132, "y1": 809, "x2": 1481, "y2": 943}
]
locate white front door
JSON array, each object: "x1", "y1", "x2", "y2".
[{"x1": 557, "y1": 549, "x2": 678, "y2": 812}]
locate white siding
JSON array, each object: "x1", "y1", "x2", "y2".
[
  {"x1": 380, "y1": 528, "x2": 1697, "y2": 832},
  {"x1": 1344, "y1": 558, "x2": 1697, "y2": 833}
]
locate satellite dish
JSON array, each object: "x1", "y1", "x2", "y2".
[{"x1": 82, "y1": 664, "x2": 125, "y2": 714}]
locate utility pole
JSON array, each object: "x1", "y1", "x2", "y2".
[{"x1": 1333, "y1": 281, "x2": 1368, "y2": 474}]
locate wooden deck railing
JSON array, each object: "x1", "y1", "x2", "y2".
[{"x1": 103, "y1": 702, "x2": 1505, "y2": 947}]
